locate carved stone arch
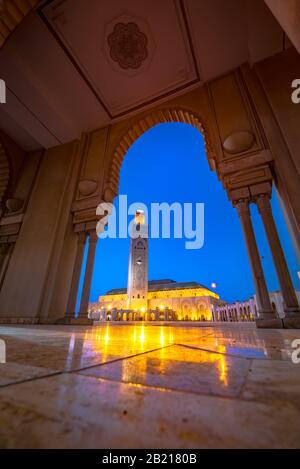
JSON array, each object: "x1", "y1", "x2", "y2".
[
  {"x1": 0, "y1": 141, "x2": 10, "y2": 211},
  {"x1": 103, "y1": 107, "x2": 216, "y2": 202}
]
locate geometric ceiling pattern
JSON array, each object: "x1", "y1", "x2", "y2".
[{"x1": 0, "y1": 0, "x2": 287, "y2": 151}]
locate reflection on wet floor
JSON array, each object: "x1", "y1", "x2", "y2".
[
  {"x1": 0, "y1": 323, "x2": 300, "y2": 448},
  {"x1": 0, "y1": 322, "x2": 297, "y2": 373}
]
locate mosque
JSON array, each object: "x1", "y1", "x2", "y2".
[{"x1": 92, "y1": 210, "x2": 220, "y2": 321}]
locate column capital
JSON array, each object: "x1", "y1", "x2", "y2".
[
  {"x1": 255, "y1": 192, "x2": 272, "y2": 213},
  {"x1": 233, "y1": 198, "x2": 250, "y2": 216}
]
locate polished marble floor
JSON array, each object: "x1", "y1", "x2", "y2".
[{"x1": 0, "y1": 322, "x2": 300, "y2": 448}]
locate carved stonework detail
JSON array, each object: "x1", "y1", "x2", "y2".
[
  {"x1": 107, "y1": 22, "x2": 148, "y2": 70},
  {"x1": 223, "y1": 131, "x2": 255, "y2": 154},
  {"x1": 5, "y1": 198, "x2": 23, "y2": 213},
  {"x1": 104, "y1": 108, "x2": 216, "y2": 199},
  {"x1": 103, "y1": 185, "x2": 117, "y2": 203},
  {"x1": 78, "y1": 179, "x2": 98, "y2": 197}
]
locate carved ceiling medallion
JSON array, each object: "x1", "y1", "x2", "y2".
[{"x1": 107, "y1": 22, "x2": 148, "y2": 70}]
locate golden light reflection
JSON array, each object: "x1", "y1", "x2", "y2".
[
  {"x1": 139, "y1": 324, "x2": 145, "y2": 344},
  {"x1": 216, "y1": 345, "x2": 228, "y2": 386},
  {"x1": 133, "y1": 326, "x2": 137, "y2": 343},
  {"x1": 82, "y1": 325, "x2": 229, "y2": 388},
  {"x1": 104, "y1": 325, "x2": 110, "y2": 345},
  {"x1": 160, "y1": 326, "x2": 165, "y2": 346}
]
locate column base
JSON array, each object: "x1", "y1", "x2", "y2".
[
  {"x1": 283, "y1": 307, "x2": 300, "y2": 318},
  {"x1": 56, "y1": 315, "x2": 74, "y2": 324},
  {"x1": 255, "y1": 318, "x2": 283, "y2": 329},
  {"x1": 282, "y1": 317, "x2": 300, "y2": 329},
  {"x1": 56, "y1": 316, "x2": 93, "y2": 326},
  {"x1": 0, "y1": 317, "x2": 39, "y2": 325},
  {"x1": 75, "y1": 316, "x2": 94, "y2": 325}
]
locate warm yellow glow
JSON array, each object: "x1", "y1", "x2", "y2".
[
  {"x1": 160, "y1": 327, "x2": 165, "y2": 346},
  {"x1": 135, "y1": 210, "x2": 145, "y2": 225},
  {"x1": 81, "y1": 326, "x2": 230, "y2": 391},
  {"x1": 99, "y1": 285, "x2": 219, "y2": 321},
  {"x1": 100, "y1": 286, "x2": 219, "y2": 307},
  {"x1": 216, "y1": 345, "x2": 228, "y2": 386},
  {"x1": 104, "y1": 325, "x2": 110, "y2": 344},
  {"x1": 148, "y1": 287, "x2": 219, "y2": 300},
  {"x1": 139, "y1": 324, "x2": 145, "y2": 344},
  {"x1": 140, "y1": 307, "x2": 146, "y2": 313}
]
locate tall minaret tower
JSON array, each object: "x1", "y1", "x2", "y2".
[{"x1": 127, "y1": 210, "x2": 148, "y2": 312}]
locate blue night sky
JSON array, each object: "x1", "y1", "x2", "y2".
[{"x1": 79, "y1": 123, "x2": 299, "y2": 306}]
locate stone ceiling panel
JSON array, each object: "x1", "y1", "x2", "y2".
[{"x1": 40, "y1": 0, "x2": 199, "y2": 117}]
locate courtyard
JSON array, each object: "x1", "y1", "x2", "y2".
[{"x1": 0, "y1": 322, "x2": 299, "y2": 448}]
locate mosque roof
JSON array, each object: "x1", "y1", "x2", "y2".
[{"x1": 105, "y1": 279, "x2": 214, "y2": 296}]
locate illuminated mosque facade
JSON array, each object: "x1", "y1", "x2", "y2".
[{"x1": 93, "y1": 210, "x2": 219, "y2": 321}]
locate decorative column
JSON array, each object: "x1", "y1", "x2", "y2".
[
  {"x1": 0, "y1": 243, "x2": 8, "y2": 290},
  {"x1": 256, "y1": 193, "x2": 300, "y2": 326},
  {"x1": 0, "y1": 244, "x2": 7, "y2": 281},
  {"x1": 0, "y1": 242, "x2": 14, "y2": 291},
  {"x1": 65, "y1": 231, "x2": 87, "y2": 318},
  {"x1": 78, "y1": 229, "x2": 98, "y2": 319},
  {"x1": 235, "y1": 199, "x2": 282, "y2": 328}
]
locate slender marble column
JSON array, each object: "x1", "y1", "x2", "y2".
[
  {"x1": 0, "y1": 243, "x2": 14, "y2": 291},
  {"x1": 66, "y1": 231, "x2": 86, "y2": 318},
  {"x1": 235, "y1": 199, "x2": 275, "y2": 320},
  {"x1": 0, "y1": 244, "x2": 7, "y2": 285},
  {"x1": 79, "y1": 230, "x2": 98, "y2": 318},
  {"x1": 256, "y1": 193, "x2": 300, "y2": 317}
]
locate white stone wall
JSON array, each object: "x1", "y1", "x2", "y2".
[{"x1": 213, "y1": 291, "x2": 300, "y2": 322}]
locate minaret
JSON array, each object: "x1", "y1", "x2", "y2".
[{"x1": 127, "y1": 210, "x2": 148, "y2": 312}]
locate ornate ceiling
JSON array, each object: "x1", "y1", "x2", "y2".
[
  {"x1": 0, "y1": 0, "x2": 288, "y2": 151},
  {"x1": 107, "y1": 22, "x2": 148, "y2": 71}
]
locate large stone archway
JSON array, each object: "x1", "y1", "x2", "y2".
[
  {"x1": 1, "y1": 55, "x2": 298, "y2": 328},
  {"x1": 103, "y1": 107, "x2": 215, "y2": 202}
]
